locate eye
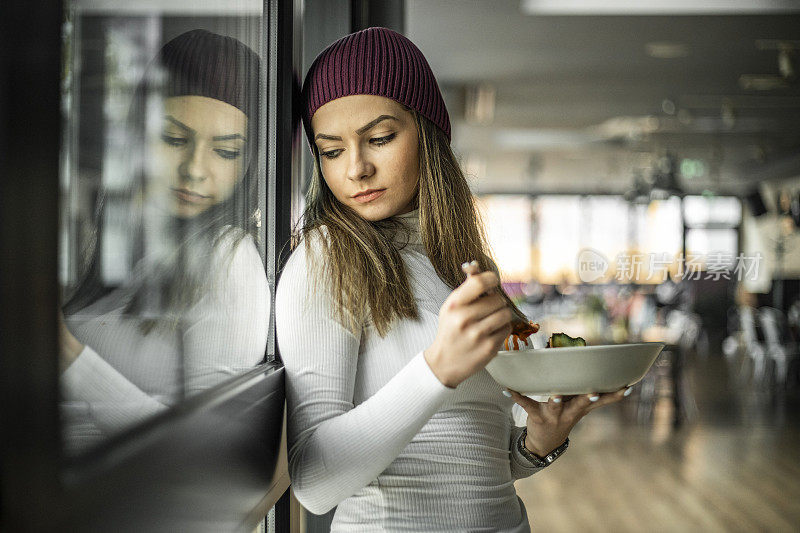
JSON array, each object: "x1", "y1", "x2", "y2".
[
  {"x1": 161, "y1": 133, "x2": 187, "y2": 147},
  {"x1": 215, "y1": 148, "x2": 241, "y2": 160},
  {"x1": 370, "y1": 132, "x2": 396, "y2": 146},
  {"x1": 320, "y1": 149, "x2": 343, "y2": 160}
]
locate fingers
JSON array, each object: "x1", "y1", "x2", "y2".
[
  {"x1": 584, "y1": 388, "x2": 630, "y2": 412},
  {"x1": 507, "y1": 387, "x2": 633, "y2": 433},
  {"x1": 461, "y1": 260, "x2": 481, "y2": 276},
  {"x1": 563, "y1": 388, "x2": 631, "y2": 417},
  {"x1": 486, "y1": 321, "x2": 513, "y2": 352},
  {"x1": 474, "y1": 303, "x2": 513, "y2": 336},
  {"x1": 450, "y1": 270, "x2": 500, "y2": 307},
  {"x1": 545, "y1": 395, "x2": 564, "y2": 419},
  {"x1": 507, "y1": 389, "x2": 544, "y2": 423},
  {"x1": 469, "y1": 292, "x2": 509, "y2": 320},
  {"x1": 561, "y1": 393, "x2": 596, "y2": 418}
]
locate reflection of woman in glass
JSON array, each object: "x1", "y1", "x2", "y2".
[
  {"x1": 277, "y1": 28, "x2": 627, "y2": 531},
  {"x1": 60, "y1": 30, "x2": 267, "y2": 451}
]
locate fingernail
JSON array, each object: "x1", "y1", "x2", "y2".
[
  {"x1": 589, "y1": 395, "x2": 600, "y2": 402},
  {"x1": 461, "y1": 262, "x2": 471, "y2": 271},
  {"x1": 551, "y1": 396, "x2": 562, "y2": 403},
  {"x1": 624, "y1": 387, "x2": 633, "y2": 397},
  {"x1": 470, "y1": 260, "x2": 479, "y2": 267},
  {"x1": 502, "y1": 389, "x2": 512, "y2": 397}
]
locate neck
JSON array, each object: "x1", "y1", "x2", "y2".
[{"x1": 388, "y1": 208, "x2": 423, "y2": 249}]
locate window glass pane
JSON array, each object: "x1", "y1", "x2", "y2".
[
  {"x1": 59, "y1": 0, "x2": 269, "y2": 457},
  {"x1": 584, "y1": 195, "x2": 628, "y2": 263},
  {"x1": 534, "y1": 195, "x2": 581, "y2": 284},
  {"x1": 478, "y1": 195, "x2": 534, "y2": 282},
  {"x1": 630, "y1": 197, "x2": 683, "y2": 283},
  {"x1": 527, "y1": 196, "x2": 684, "y2": 285},
  {"x1": 686, "y1": 228, "x2": 738, "y2": 267},
  {"x1": 684, "y1": 195, "x2": 741, "y2": 227}
]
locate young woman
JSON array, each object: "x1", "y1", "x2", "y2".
[
  {"x1": 276, "y1": 27, "x2": 629, "y2": 532},
  {"x1": 60, "y1": 30, "x2": 268, "y2": 452}
]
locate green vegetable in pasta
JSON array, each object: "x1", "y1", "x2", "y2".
[{"x1": 547, "y1": 332, "x2": 587, "y2": 348}]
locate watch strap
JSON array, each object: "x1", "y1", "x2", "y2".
[{"x1": 517, "y1": 428, "x2": 569, "y2": 467}]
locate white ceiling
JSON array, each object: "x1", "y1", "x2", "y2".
[{"x1": 406, "y1": 0, "x2": 800, "y2": 196}]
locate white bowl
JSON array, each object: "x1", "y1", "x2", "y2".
[{"x1": 485, "y1": 342, "x2": 665, "y2": 395}]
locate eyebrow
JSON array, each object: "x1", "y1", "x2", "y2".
[
  {"x1": 212, "y1": 133, "x2": 246, "y2": 142},
  {"x1": 165, "y1": 115, "x2": 194, "y2": 134},
  {"x1": 164, "y1": 116, "x2": 246, "y2": 142},
  {"x1": 314, "y1": 114, "x2": 398, "y2": 142}
]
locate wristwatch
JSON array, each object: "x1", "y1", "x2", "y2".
[{"x1": 517, "y1": 428, "x2": 569, "y2": 467}]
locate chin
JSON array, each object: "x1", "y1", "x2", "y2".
[
  {"x1": 172, "y1": 202, "x2": 207, "y2": 219},
  {"x1": 351, "y1": 204, "x2": 399, "y2": 222}
]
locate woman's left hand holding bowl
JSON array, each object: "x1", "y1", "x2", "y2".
[{"x1": 507, "y1": 388, "x2": 631, "y2": 458}]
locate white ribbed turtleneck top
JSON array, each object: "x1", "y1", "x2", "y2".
[{"x1": 275, "y1": 209, "x2": 539, "y2": 532}]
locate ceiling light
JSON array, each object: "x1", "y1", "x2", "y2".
[
  {"x1": 721, "y1": 98, "x2": 736, "y2": 130},
  {"x1": 738, "y1": 74, "x2": 790, "y2": 90},
  {"x1": 494, "y1": 128, "x2": 597, "y2": 150},
  {"x1": 73, "y1": 0, "x2": 262, "y2": 14},
  {"x1": 520, "y1": 0, "x2": 800, "y2": 15},
  {"x1": 778, "y1": 47, "x2": 795, "y2": 79},
  {"x1": 755, "y1": 39, "x2": 800, "y2": 51},
  {"x1": 594, "y1": 116, "x2": 660, "y2": 140},
  {"x1": 646, "y1": 42, "x2": 690, "y2": 59}
]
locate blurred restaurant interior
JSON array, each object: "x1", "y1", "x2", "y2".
[
  {"x1": 3, "y1": 0, "x2": 800, "y2": 531},
  {"x1": 404, "y1": 2, "x2": 800, "y2": 531}
]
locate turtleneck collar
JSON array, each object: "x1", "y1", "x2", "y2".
[{"x1": 389, "y1": 208, "x2": 424, "y2": 251}]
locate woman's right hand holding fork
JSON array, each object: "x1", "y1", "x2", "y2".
[{"x1": 423, "y1": 260, "x2": 513, "y2": 388}]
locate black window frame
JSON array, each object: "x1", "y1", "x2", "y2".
[{"x1": 0, "y1": 0, "x2": 301, "y2": 530}]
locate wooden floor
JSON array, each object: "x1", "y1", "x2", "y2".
[{"x1": 515, "y1": 352, "x2": 800, "y2": 533}]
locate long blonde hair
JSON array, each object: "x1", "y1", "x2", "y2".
[{"x1": 296, "y1": 110, "x2": 509, "y2": 337}]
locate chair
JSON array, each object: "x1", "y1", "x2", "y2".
[
  {"x1": 634, "y1": 309, "x2": 700, "y2": 426},
  {"x1": 737, "y1": 306, "x2": 769, "y2": 385},
  {"x1": 757, "y1": 306, "x2": 799, "y2": 388}
]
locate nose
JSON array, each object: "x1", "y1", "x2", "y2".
[
  {"x1": 345, "y1": 147, "x2": 374, "y2": 182},
  {"x1": 180, "y1": 143, "x2": 208, "y2": 182}
]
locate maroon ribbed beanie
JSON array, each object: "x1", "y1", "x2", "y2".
[
  {"x1": 159, "y1": 29, "x2": 260, "y2": 120},
  {"x1": 302, "y1": 27, "x2": 451, "y2": 146}
]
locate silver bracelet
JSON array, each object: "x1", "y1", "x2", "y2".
[{"x1": 517, "y1": 428, "x2": 569, "y2": 467}]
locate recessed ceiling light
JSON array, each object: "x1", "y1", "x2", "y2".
[
  {"x1": 739, "y1": 74, "x2": 790, "y2": 90},
  {"x1": 645, "y1": 42, "x2": 690, "y2": 59},
  {"x1": 778, "y1": 48, "x2": 795, "y2": 79},
  {"x1": 493, "y1": 128, "x2": 597, "y2": 149},
  {"x1": 520, "y1": 0, "x2": 800, "y2": 15}
]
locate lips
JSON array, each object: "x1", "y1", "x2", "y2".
[
  {"x1": 171, "y1": 188, "x2": 210, "y2": 204},
  {"x1": 352, "y1": 188, "x2": 386, "y2": 204},
  {"x1": 352, "y1": 188, "x2": 385, "y2": 198}
]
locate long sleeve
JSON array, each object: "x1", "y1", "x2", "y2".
[
  {"x1": 61, "y1": 233, "x2": 269, "y2": 434},
  {"x1": 61, "y1": 345, "x2": 166, "y2": 430},
  {"x1": 508, "y1": 423, "x2": 545, "y2": 480},
  {"x1": 181, "y1": 234, "x2": 269, "y2": 397},
  {"x1": 276, "y1": 239, "x2": 456, "y2": 515}
]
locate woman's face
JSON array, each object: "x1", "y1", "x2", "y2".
[
  {"x1": 311, "y1": 95, "x2": 420, "y2": 222},
  {"x1": 151, "y1": 96, "x2": 248, "y2": 218}
]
